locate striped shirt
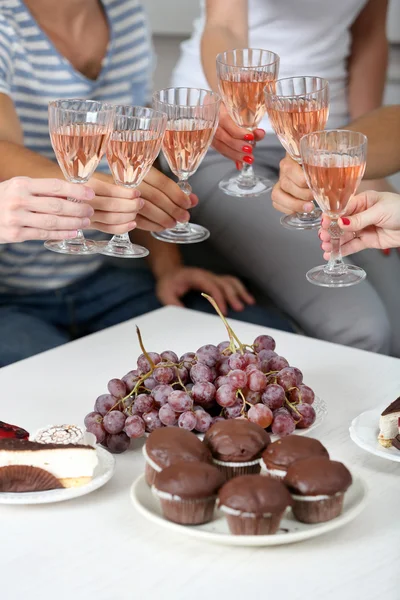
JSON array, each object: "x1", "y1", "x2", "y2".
[{"x1": 0, "y1": 0, "x2": 154, "y2": 292}]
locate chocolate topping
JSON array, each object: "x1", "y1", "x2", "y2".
[
  {"x1": 203, "y1": 419, "x2": 270, "y2": 463},
  {"x1": 154, "y1": 461, "x2": 224, "y2": 499},
  {"x1": 381, "y1": 397, "x2": 400, "y2": 416},
  {"x1": 391, "y1": 435, "x2": 400, "y2": 451},
  {"x1": 145, "y1": 427, "x2": 211, "y2": 469},
  {"x1": 284, "y1": 457, "x2": 352, "y2": 496},
  {"x1": 0, "y1": 439, "x2": 91, "y2": 452},
  {"x1": 218, "y1": 474, "x2": 293, "y2": 514},
  {"x1": 262, "y1": 435, "x2": 329, "y2": 471}
]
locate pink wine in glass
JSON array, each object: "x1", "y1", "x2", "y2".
[
  {"x1": 162, "y1": 119, "x2": 215, "y2": 177},
  {"x1": 50, "y1": 123, "x2": 110, "y2": 182},
  {"x1": 107, "y1": 130, "x2": 162, "y2": 187},
  {"x1": 267, "y1": 104, "x2": 329, "y2": 162},
  {"x1": 219, "y1": 73, "x2": 275, "y2": 130}
]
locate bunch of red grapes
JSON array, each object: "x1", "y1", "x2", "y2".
[{"x1": 84, "y1": 333, "x2": 317, "y2": 454}]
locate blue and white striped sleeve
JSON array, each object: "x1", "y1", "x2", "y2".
[{"x1": 0, "y1": 18, "x2": 14, "y2": 97}]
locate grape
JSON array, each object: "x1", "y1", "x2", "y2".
[
  {"x1": 216, "y1": 384, "x2": 237, "y2": 408},
  {"x1": 193, "y1": 404, "x2": 206, "y2": 413},
  {"x1": 277, "y1": 367, "x2": 301, "y2": 391},
  {"x1": 124, "y1": 415, "x2": 145, "y2": 438},
  {"x1": 124, "y1": 403, "x2": 140, "y2": 417},
  {"x1": 121, "y1": 370, "x2": 140, "y2": 392},
  {"x1": 243, "y1": 388, "x2": 261, "y2": 405},
  {"x1": 288, "y1": 384, "x2": 315, "y2": 405},
  {"x1": 247, "y1": 369, "x2": 268, "y2": 392},
  {"x1": 152, "y1": 384, "x2": 173, "y2": 407},
  {"x1": 212, "y1": 416, "x2": 226, "y2": 425},
  {"x1": 178, "y1": 411, "x2": 197, "y2": 431},
  {"x1": 84, "y1": 411, "x2": 102, "y2": 428},
  {"x1": 292, "y1": 367, "x2": 303, "y2": 385},
  {"x1": 86, "y1": 421, "x2": 106, "y2": 444},
  {"x1": 137, "y1": 352, "x2": 161, "y2": 374},
  {"x1": 245, "y1": 352, "x2": 260, "y2": 367},
  {"x1": 106, "y1": 432, "x2": 130, "y2": 454},
  {"x1": 174, "y1": 366, "x2": 189, "y2": 385},
  {"x1": 94, "y1": 393, "x2": 115, "y2": 416},
  {"x1": 153, "y1": 363, "x2": 175, "y2": 384},
  {"x1": 159, "y1": 403, "x2": 178, "y2": 426},
  {"x1": 190, "y1": 363, "x2": 213, "y2": 383},
  {"x1": 271, "y1": 409, "x2": 296, "y2": 436},
  {"x1": 180, "y1": 352, "x2": 196, "y2": 370},
  {"x1": 269, "y1": 356, "x2": 290, "y2": 372},
  {"x1": 160, "y1": 350, "x2": 179, "y2": 363},
  {"x1": 103, "y1": 410, "x2": 126, "y2": 434},
  {"x1": 216, "y1": 357, "x2": 231, "y2": 376},
  {"x1": 134, "y1": 394, "x2": 154, "y2": 414},
  {"x1": 142, "y1": 409, "x2": 162, "y2": 432},
  {"x1": 253, "y1": 335, "x2": 276, "y2": 353},
  {"x1": 196, "y1": 344, "x2": 220, "y2": 367},
  {"x1": 294, "y1": 404, "x2": 316, "y2": 429},
  {"x1": 217, "y1": 341, "x2": 231, "y2": 353},
  {"x1": 209, "y1": 367, "x2": 218, "y2": 381},
  {"x1": 194, "y1": 409, "x2": 213, "y2": 433},
  {"x1": 261, "y1": 384, "x2": 286, "y2": 411},
  {"x1": 107, "y1": 379, "x2": 127, "y2": 400},
  {"x1": 228, "y1": 369, "x2": 247, "y2": 390},
  {"x1": 245, "y1": 365, "x2": 258, "y2": 377},
  {"x1": 228, "y1": 352, "x2": 248, "y2": 370},
  {"x1": 192, "y1": 382, "x2": 216, "y2": 407},
  {"x1": 144, "y1": 377, "x2": 157, "y2": 391},
  {"x1": 215, "y1": 375, "x2": 230, "y2": 389},
  {"x1": 248, "y1": 404, "x2": 273, "y2": 428},
  {"x1": 258, "y1": 349, "x2": 277, "y2": 362},
  {"x1": 168, "y1": 390, "x2": 193, "y2": 413},
  {"x1": 225, "y1": 400, "x2": 243, "y2": 419}
]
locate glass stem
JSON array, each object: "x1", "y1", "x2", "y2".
[
  {"x1": 110, "y1": 233, "x2": 130, "y2": 244},
  {"x1": 174, "y1": 180, "x2": 192, "y2": 232},
  {"x1": 237, "y1": 138, "x2": 256, "y2": 187},
  {"x1": 325, "y1": 220, "x2": 345, "y2": 274},
  {"x1": 65, "y1": 194, "x2": 88, "y2": 247}
]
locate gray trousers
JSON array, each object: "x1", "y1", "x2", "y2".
[{"x1": 187, "y1": 137, "x2": 400, "y2": 357}]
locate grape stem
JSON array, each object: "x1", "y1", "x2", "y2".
[
  {"x1": 237, "y1": 389, "x2": 251, "y2": 414},
  {"x1": 136, "y1": 326, "x2": 155, "y2": 370},
  {"x1": 201, "y1": 293, "x2": 244, "y2": 354}
]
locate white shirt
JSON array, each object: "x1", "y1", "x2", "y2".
[{"x1": 171, "y1": 0, "x2": 368, "y2": 132}]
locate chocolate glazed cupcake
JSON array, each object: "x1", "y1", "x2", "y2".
[
  {"x1": 143, "y1": 427, "x2": 211, "y2": 486},
  {"x1": 153, "y1": 461, "x2": 224, "y2": 525},
  {"x1": 203, "y1": 420, "x2": 270, "y2": 480},
  {"x1": 284, "y1": 457, "x2": 352, "y2": 524},
  {"x1": 218, "y1": 474, "x2": 293, "y2": 535},
  {"x1": 261, "y1": 436, "x2": 329, "y2": 481}
]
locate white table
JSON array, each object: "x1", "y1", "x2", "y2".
[{"x1": 1, "y1": 307, "x2": 399, "y2": 600}]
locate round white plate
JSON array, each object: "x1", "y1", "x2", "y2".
[
  {"x1": 0, "y1": 446, "x2": 115, "y2": 505},
  {"x1": 350, "y1": 408, "x2": 400, "y2": 463},
  {"x1": 130, "y1": 473, "x2": 367, "y2": 547}
]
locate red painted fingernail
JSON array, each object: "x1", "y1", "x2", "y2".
[
  {"x1": 242, "y1": 145, "x2": 253, "y2": 153},
  {"x1": 341, "y1": 217, "x2": 350, "y2": 225},
  {"x1": 382, "y1": 248, "x2": 391, "y2": 256},
  {"x1": 235, "y1": 161, "x2": 242, "y2": 170},
  {"x1": 244, "y1": 133, "x2": 254, "y2": 141},
  {"x1": 243, "y1": 155, "x2": 254, "y2": 164}
]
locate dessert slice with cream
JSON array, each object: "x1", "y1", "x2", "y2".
[{"x1": 378, "y1": 398, "x2": 400, "y2": 448}]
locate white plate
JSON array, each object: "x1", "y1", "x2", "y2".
[
  {"x1": 350, "y1": 408, "x2": 400, "y2": 463},
  {"x1": 130, "y1": 473, "x2": 367, "y2": 547},
  {"x1": 0, "y1": 446, "x2": 115, "y2": 505}
]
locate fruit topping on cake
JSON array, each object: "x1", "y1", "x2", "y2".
[{"x1": 0, "y1": 421, "x2": 29, "y2": 440}]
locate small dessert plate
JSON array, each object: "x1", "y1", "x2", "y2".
[
  {"x1": 130, "y1": 473, "x2": 367, "y2": 547},
  {"x1": 0, "y1": 446, "x2": 115, "y2": 505},
  {"x1": 349, "y1": 408, "x2": 400, "y2": 463}
]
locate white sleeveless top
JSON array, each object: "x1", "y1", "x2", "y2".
[{"x1": 171, "y1": 0, "x2": 368, "y2": 133}]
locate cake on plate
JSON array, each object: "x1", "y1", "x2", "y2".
[{"x1": 378, "y1": 398, "x2": 400, "y2": 448}]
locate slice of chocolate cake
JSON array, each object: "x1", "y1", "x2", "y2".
[{"x1": 378, "y1": 398, "x2": 400, "y2": 448}]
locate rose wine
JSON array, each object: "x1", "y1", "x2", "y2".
[
  {"x1": 50, "y1": 123, "x2": 110, "y2": 182},
  {"x1": 219, "y1": 73, "x2": 275, "y2": 129},
  {"x1": 162, "y1": 119, "x2": 215, "y2": 178},
  {"x1": 107, "y1": 130, "x2": 162, "y2": 187},
  {"x1": 303, "y1": 155, "x2": 366, "y2": 217},
  {"x1": 267, "y1": 104, "x2": 329, "y2": 161}
]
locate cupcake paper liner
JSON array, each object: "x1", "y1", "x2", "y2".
[
  {"x1": 212, "y1": 458, "x2": 261, "y2": 481},
  {"x1": 0, "y1": 465, "x2": 63, "y2": 493},
  {"x1": 291, "y1": 492, "x2": 345, "y2": 524},
  {"x1": 219, "y1": 504, "x2": 285, "y2": 535},
  {"x1": 152, "y1": 487, "x2": 217, "y2": 525},
  {"x1": 142, "y1": 445, "x2": 162, "y2": 486}
]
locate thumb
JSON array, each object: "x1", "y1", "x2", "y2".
[{"x1": 339, "y1": 205, "x2": 380, "y2": 232}]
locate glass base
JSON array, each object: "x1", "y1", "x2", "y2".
[
  {"x1": 152, "y1": 223, "x2": 210, "y2": 244},
  {"x1": 280, "y1": 210, "x2": 322, "y2": 230},
  {"x1": 219, "y1": 174, "x2": 273, "y2": 198},
  {"x1": 306, "y1": 264, "x2": 366, "y2": 288},
  {"x1": 44, "y1": 238, "x2": 98, "y2": 255},
  {"x1": 96, "y1": 240, "x2": 149, "y2": 259}
]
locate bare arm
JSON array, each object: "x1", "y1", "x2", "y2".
[
  {"x1": 200, "y1": 0, "x2": 248, "y2": 92},
  {"x1": 348, "y1": 0, "x2": 389, "y2": 119}
]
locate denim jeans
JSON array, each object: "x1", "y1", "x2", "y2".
[{"x1": 0, "y1": 266, "x2": 293, "y2": 367}]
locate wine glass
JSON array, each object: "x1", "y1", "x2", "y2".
[
  {"x1": 152, "y1": 87, "x2": 220, "y2": 244},
  {"x1": 264, "y1": 76, "x2": 330, "y2": 230},
  {"x1": 300, "y1": 130, "x2": 367, "y2": 288},
  {"x1": 47, "y1": 99, "x2": 115, "y2": 254},
  {"x1": 216, "y1": 48, "x2": 280, "y2": 198},
  {"x1": 95, "y1": 106, "x2": 167, "y2": 258}
]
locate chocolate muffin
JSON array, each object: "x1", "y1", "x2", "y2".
[
  {"x1": 218, "y1": 474, "x2": 293, "y2": 535},
  {"x1": 153, "y1": 461, "x2": 224, "y2": 525},
  {"x1": 143, "y1": 427, "x2": 212, "y2": 485},
  {"x1": 203, "y1": 419, "x2": 270, "y2": 480},
  {"x1": 284, "y1": 457, "x2": 352, "y2": 524},
  {"x1": 261, "y1": 436, "x2": 329, "y2": 481}
]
